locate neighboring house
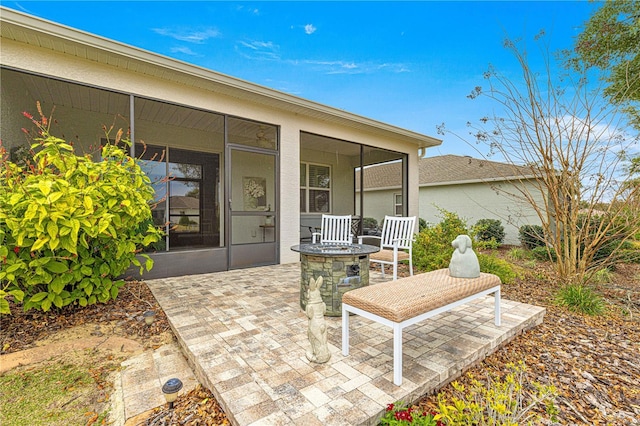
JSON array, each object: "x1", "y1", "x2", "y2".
[
  {"x1": 356, "y1": 155, "x2": 545, "y2": 245},
  {"x1": 0, "y1": 8, "x2": 441, "y2": 278}
]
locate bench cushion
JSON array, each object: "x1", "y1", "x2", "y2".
[
  {"x1": 369, "y1": 249, "x2": 410, "y2": 263},
  {"x1": 342, "y1": 269, "x2": 501, "y2": 323}
]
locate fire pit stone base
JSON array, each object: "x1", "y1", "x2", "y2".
[{"x1": 300, "y1": 254, "x2": 370, "y2": 316}]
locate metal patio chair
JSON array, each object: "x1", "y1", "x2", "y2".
[
  {"x1": 359, "y1": 215, "x2": 416, "y2": 280},
  {"x1": 312, "y1": 214, "x2": 353, "y2": 244}
]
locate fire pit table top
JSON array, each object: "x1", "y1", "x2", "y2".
[{"x1": 291, "y1": 243, "x2": 380, "y2": 256}]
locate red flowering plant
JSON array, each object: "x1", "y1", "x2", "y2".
[{"x1": 379, "y1": 401, "x2": 443, "y2": 426}]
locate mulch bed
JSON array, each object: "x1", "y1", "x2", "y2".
[
  {"x1": 0, "y1": 280, "x2": 172, "y2": 354},
  {"x1": 2, "y1": 256, "x2": 639, "y2": 425}
]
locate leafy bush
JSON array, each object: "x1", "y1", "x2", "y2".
[
  {"x1": 474, "y1": 238, "x2": 500, "y2": 250},
  {"x1": 478, "y1": 253, "x2": 518, "y2": 284},
  {"x1": 413, "y1": 210, "x2": 469, "y2": 272},
  {"x1": 473, "y1": 218, "x2": 505, "y2": 244},
  {"x1": 518, "y1": 224, "x2": 545, "y2": 249},
  {"x1": 619, "y1": 241, "x2": 640, "y2": 263},
  {"x1": 0, "y1": 105, "x2": 163, "y2": 314},
  {"x1": 555, "y1": 284, "x2": 606, "y2": 315},
  {"x1": 436, "y1": 362, "x2": 558, "y2": 425},
  {"x1": 418, "y1": 217, "x2": 428, "y2": 232},
  {"x1": 362, "y1": 217, "x2": 378, "y2": 229},
  {"x1": 531, "y1": 246, "x2": 557, "y2": 262}
]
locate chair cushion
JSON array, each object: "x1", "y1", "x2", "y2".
[
  {"x1": 369, "y1": 249, "x2": 410, "y2": 262},
  {"x1": 342, "y1": 268, "x2": 500, "y2": 323}
]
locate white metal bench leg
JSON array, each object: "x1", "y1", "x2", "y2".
[
  {"x1": 393, "y1": 323, "x2": 403, "y2": 385},
  {"x1": 342, "y1": 305, "x2": 350, "y2": 356},
  {"x1": 494, "y1": 288, "x2": 501, "y2": 326},
  {"x1": 392, "y1": 247, "x2": 398, "y2": 281}
]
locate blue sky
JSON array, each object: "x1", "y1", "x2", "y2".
[{"x1": 3, "y1": 1, "x2": 601, "y2": 157}]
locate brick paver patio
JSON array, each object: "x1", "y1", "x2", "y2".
[{"x1": 146, "y1": 263, "x2": 545, "y2": 426}]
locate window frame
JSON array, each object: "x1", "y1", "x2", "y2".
[
  {"x1": 300, "y1": 162, "x2": 332, "y2": 214},
  {"x1": 393, "y1": 192, "x2": 403, "y2": 216}
]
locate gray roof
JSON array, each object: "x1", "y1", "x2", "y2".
[
  {"x1": 169, "y1": 196, "x2": 199, "y2": 210},
  {"x1": 357, "y1": 155, "x2": 536, "y2": 190}
]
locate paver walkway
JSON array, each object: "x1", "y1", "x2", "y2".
[{"x1": 146, "y1": 263, "x2": 545, "y2": 426}]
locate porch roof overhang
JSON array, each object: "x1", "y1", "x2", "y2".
[{"x1": 0, "y1": 7, "x2": 442, "y2": 150}]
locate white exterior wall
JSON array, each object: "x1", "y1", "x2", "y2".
[{"x1": 1, "y1": 38, "x2": 423, "y2": 265}]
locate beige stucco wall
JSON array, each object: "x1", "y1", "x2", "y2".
[
  {"x1": 419, "y1": 180, "x2": 544, "y2": 245},
  {"x1": 1, "y1": 37, "x2": 423, "y2": 265},
  {"x1": 360, "y1": 180, "x2": 544, "y2": 245},
  {"x1": 359, "y1": 188, "x2": 403, "y2": 226}
]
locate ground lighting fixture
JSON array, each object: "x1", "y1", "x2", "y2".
[{"x1": 162, "y1": 378, "x2": 183, "y2": 409}]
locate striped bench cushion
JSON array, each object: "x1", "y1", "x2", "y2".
[{"x1": 342, "y1": 268, "x2": 501, "y2": 323}]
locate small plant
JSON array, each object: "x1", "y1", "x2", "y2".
[
  {"x1": 380, "y1": 402, "x2": 443, "y2": 426},
  {"x1": 436, "y1": 361, "x2": 558, "y2": 425},
  {"x1": 555, "y1": 284, "x2": 606, "y2": 315},
  {"x1": 478, "y1": 253, "x2": 518, "y2": 284},
  {"x1": 507, "y1": 247, "x2": 529, "y2": 261},
  {"x1": 592, "y1": 268, "x2": 613, "y2": 284},
  {"x1": 473, "y1": 218, "x2": 505, "y2": 245},
  {"x1": 518, "y1": 224, "x2": 545, "y2": 249},
  {"x1": 418, "y1": 217, "x2": 428, "y2": 232}
]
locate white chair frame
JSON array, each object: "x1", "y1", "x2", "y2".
[
  {"x1": 359, "y1": 215, "x2": 416, "y2": 280},
  {"x1": 312, "y1": 214, "x2": 353, "y2": 244}
]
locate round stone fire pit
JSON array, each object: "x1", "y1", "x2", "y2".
[{"x1": 291, "y1": 243, "x2": 380, "y2": 316}]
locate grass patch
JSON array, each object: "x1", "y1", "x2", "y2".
[
  {"x1": 0, "y1": 361, "x2": 108, "y2": 426},
  {"x1": 507, "y1": 247, "x2": 529, "y2": 261},
  {"x1": 555, "y1": 284, "x2": 606, "y2": 316}
]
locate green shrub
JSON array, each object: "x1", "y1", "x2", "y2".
[
  {"x1": 531, "y1": 246, "x2": 557, "y2": 262},
  {"x1": 478, "y1": 253, "x2": 517, "y2": 284},
  {"x1": 0, "y1": 106, "x2": 163, "y2": 314},
  {"x1": 413, "y1": 210, "x2": 469, "y2": 272},
  {"x1": 555, "y1": 284, "x2": 606, "y2": 315},
  {"x1": 418, "y1": 217, "x2": 428, "y2": 232},
  {"x1": 474, "y1": 238, "x2": 500, "y2": 250},
  {"x1": 473, "y1": 218, "x2": 505, "y2": 245},
  {"x1": 437, "y1": 362, "x2": 558, "y2": 425},
  {"x1": 363, "y1": 217, "x2": 378, "y2": 229},
  {"x1": 518, "y1": 224, "x2": 545, "y2": 249}
]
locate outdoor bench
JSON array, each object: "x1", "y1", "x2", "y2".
[{"x1": 341, "y1": 268, "x2": 501, "y2": 386}]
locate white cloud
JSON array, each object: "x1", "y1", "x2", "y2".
[
  {"x1": 297, "y1": 59, "x2": 409, "y2": 75},
  {"x1": 233, "y1": 37, "x2": 409, "y2": 76},
  {"x1": 236, "y1": 5, "x2": 259, "y2": 15},
  {"x1": 304, "y1": 24, "x2": 317, "y2": 35},
  {"x1": 170, "y1": 46, "x2": 198, "y2": 56},
  {"x1": 236, "y1": 40, "x2": 280, "y2": 60},
  {"x1": 152, "y1": 27, "x2": 220, "y2": 44}
]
